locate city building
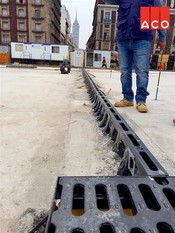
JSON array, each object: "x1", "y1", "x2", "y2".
[
  {"x1": 0, "y1": 0, "x2": 61, "y2": 44},
  {"x1": 72, "y1": 11, "x2": 80, "y2": 48},
  {"x1": 61, "y1": 5, "x2": 74, "y2": 51},
  {"x1": 86, "y1": 0, "x2": 118, "y2": 51}
]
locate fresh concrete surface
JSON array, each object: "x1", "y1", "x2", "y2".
[
  {"x1": 87, "y1": 69, "x2": 175, "y2": 174},
  {"x1": 0, "y1": 67, "x2": 119, "y2": 233},
  {"x1": 0, "y1": 67, "x2": 175, "y2": 232}
]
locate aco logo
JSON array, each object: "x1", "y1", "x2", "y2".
[{"x1": 140, "y1": 7, "x2": 170, "y2": 30}]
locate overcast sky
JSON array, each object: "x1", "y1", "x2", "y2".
[{"x1": 61, "y1": 0, "x2": 96, "y2": 49}]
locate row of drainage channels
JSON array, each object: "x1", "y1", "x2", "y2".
[
  {"x1": 72, "y1": 223, "x2": 174, "y2": 233},
  {"x1": 70, "y1": 184, "x2": 174, "y2": 216},
  {"x1": 49, "y1": 222, "x2": 174, "y2": 233},
  {"x1": 47, "y1": 184, "x2": 175, "y2": 232}
]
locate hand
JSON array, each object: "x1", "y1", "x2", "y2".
[{"x1": 156, "y1": 41, "x2": 166, "y2": 52}]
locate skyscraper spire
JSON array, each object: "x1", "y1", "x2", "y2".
[{"x1": 72, "y1": 9, "x2": 80, "y2": 48}]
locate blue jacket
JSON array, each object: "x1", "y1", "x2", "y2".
[{"x1": 116, "y1": 0, "x2": 166, "y2": 42}]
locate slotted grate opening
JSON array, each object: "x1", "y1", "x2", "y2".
[
  {"x1": 120, "y1": 123, "x2": 129, "y2": 131},
  {"x1": 100, "y1": 223, "x2": 115, "y2": 233},
  {"x1": 96, "y1": 184, "x2": 110, "y2": 211},
  {"x1": 72, "y1": 185, "x2": 85, "y2": 216},
  {"x1": 110, "y1": 108, "x2": 115, "y2": 114},
  {"x1": 140, "y1": 152, "x2": 158, "y2": 171},
  {"x1": 114, "y1": 114, "x2": 121, "y2": 121},
  {"x1": 154, "y1": 177, "x2": 169, "y2": 185},
  {"x1": 163, "y1": 188, "x2": 175, "y2": 210},
  {"x1": 128, "y1": 134, "x2": 140, "y2": 147},
  {"x1": 139, "y1": 184, "x2": 160, "y2": 211},
  {"x1": 130, "y1": 228, "x2": 145, "y2": 233},
  {"x1": 157, "y1": 222, "x2": 174, "y2": 233},
  {"x1": 72, "y1": 229, "x2": 85, "y2": 233},
  {"x1": 117, "y1": 184, "x2": 137, "y2": 216}
]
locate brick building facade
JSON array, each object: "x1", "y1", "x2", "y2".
[
  {"x1": 87, "y1": 0, "x2": 175, "y2": 54},
  {"x1": 87, "y1": 0, "x2": 118, "y2": 51},
  {"x1": 0, "y1": 0, "x2": 61, "y2": 44}
]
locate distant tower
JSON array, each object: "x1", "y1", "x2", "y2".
[{"x1": 72, "y1": 10, "x2": 80, "y2": 48}]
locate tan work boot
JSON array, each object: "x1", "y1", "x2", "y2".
[
  {"x1": 136, "y1": 103, "x2": 148, "y2": 113},
  {"x1": 114, "y1": 99, "x2": 134, "y2": 107}
]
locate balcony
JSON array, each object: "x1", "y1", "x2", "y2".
[
  {"x1": 31, "y1": 3, "x2": 44, "y2": 7},
  {"x1": 32, "y1": 17, "x2": 44, "y2": 21},
  {"x1": 16, "y1": 3, "x2": 27, "y2": 6},
  {"x1": 0, "y1": 14, "x2": 10, "y2": 18},
  {"x1": 32, "y1": 30, "x2": 44, "y2": 33},
  {"x1": 0, "y1": 2, "x2": 9, "y2": 6},
  {"x1": 17, "y1": 29, "x2": 27, "y2": 32},
  {"x1": 17, "y1": 15, "x2": 27, "y2": 19},
  {"x1": 0, "y1": 28, "x2": 11, "y2": 32}
]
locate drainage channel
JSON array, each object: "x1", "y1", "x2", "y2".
[
  {"x1": 81, "y1": 69, "x2": 168, "y2": 177},
  {"x1": 40, "y1": 69, "x2": 175, "y2": 233}
]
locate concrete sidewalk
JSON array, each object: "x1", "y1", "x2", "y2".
[
  {"x1": 87, "y1": 69, "x2": 175, "y2": 175},
  {"x1": 0, "y1": 67, "x2": 119, "y2": 232}
]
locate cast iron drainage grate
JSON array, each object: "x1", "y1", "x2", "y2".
[
  {"x1": 45, "y1": 176, "x2": 175, "y2": 233},
  {"x1": 81, "y1": 69, "x2": 168, "y2": 177}
]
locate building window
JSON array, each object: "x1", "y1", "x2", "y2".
[
  {"x1": 104, "y1": 30, "x2": 109, "y2": 40},
  {"x1": 18, "y1": 9, "x2": 25, "y2": 17},
  {"x1": 19, "y1": 35, "x2": 25, "y2": 42},
  {"x1": 3, "y1": 34, "x2": 9, "y2": 42},
  {"x1": 35, "y1": 0, "x2": 41, "y2": 4},
  {"x1": 2, "y1": 0, "x2": 8, "y2": 3},
  {"x1": 2, "y1": 22, "x2": 9, "y2": 29},
  {"x1": 35, "y1": 23, "x2": 41, "y2": 31},
  {"x1": 2, "y1": 8, "x2": 8, "y2": 16},
  {"x1": 105, "y1": 12, "x2": 110, "y2": 22},
  {"x1": 15, "y1": 44, "x2": 23, "y2": 51},
  {"x1": 35, "y1": 36, "x2": 41, "y2": 43},
  {"x1": 35, "y1": 10, "x2": 41, "y2": 18},
  {"x1": 52, "y1": 46, "x2": 60, "y2": 53},
  {"x1": 19, "y1": 22, "x2": 25, "y2": 30},
  {"x1": 94, "y1": 53, "x2": 102, "y2": 62}
]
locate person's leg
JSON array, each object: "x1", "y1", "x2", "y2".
[
  {"x1": 133, "y1": 40, "x2": 151, "y2": 104},
  {"x1": 118, "y1": 40, "x2": 134, "y2": 102}
]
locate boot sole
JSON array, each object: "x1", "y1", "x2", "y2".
[
  {"x1": 114, "y1": 104, "x2": 134, "y2": 107},
  {"x1": 137, "y1": 109, "x2": 148, "y2": 113}
]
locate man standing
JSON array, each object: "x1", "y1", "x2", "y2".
[{"x1": 114, "y1": 0, "x2": 166, "y2": 113}]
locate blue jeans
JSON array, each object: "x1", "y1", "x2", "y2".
[{"x1": 118, "y1": 40, "x2": 151, "y2": 104}]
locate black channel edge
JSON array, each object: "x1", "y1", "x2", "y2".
[
  {"x1": 82, "y1": 69, "x2": 168, "y2": 177},
  {"x1": 45, "y1": 176, "x2": 175, "y2": 233}
]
